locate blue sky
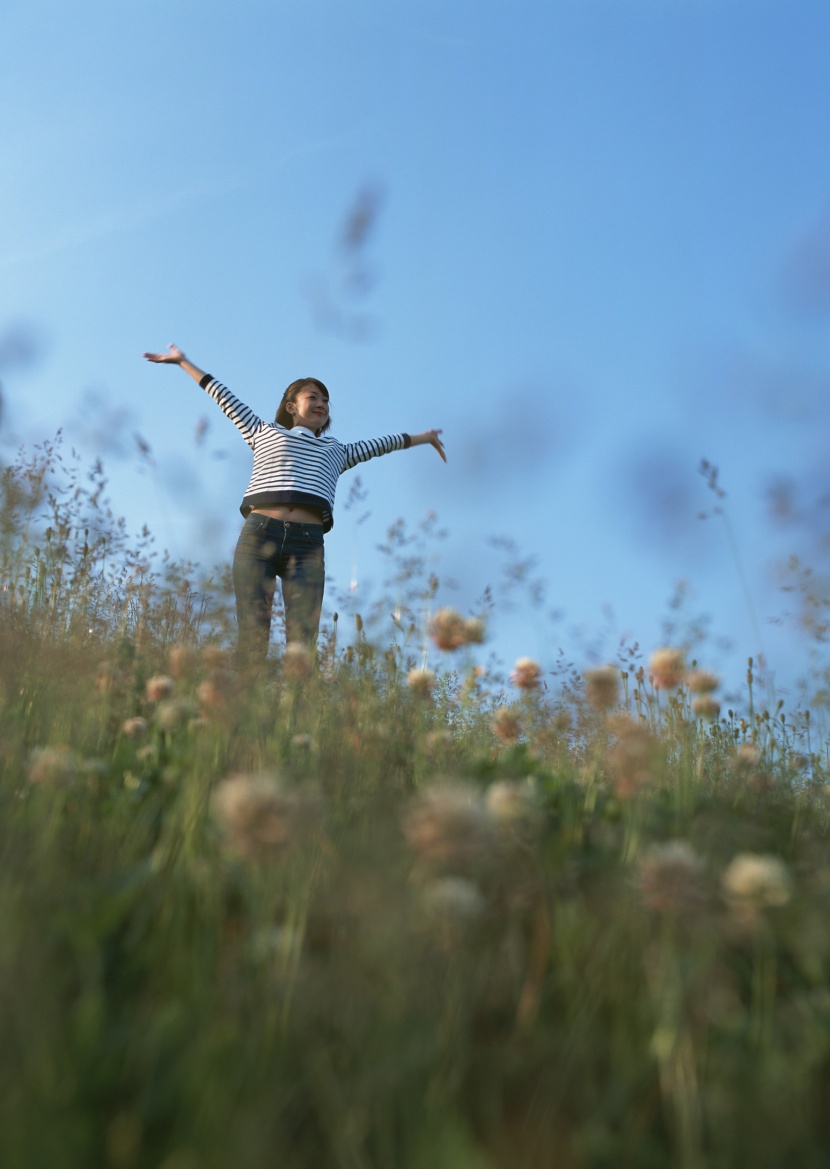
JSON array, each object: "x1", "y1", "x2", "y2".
[{"x1": 3, "y1": 0, "x2": 830, "y2": 703}]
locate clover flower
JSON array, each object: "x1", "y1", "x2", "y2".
[
  {"x1": 428, "y1": 608, "x2": 468, "y2": 651},
  {"x1": 648, "y1": 647, "x2": 686, "y2": 690},
  {"x1": 463, "y1": 617, "x2": 486, "y2": 645},
  {"x1": 121, "y1": 717, "x2": 149, "y2": 738},
  {"x1": 510, "y1": 657, "x2": 543, "y2": 690},
  {"x1": 146, "y1": 675, "x2": 175, "y2": 702},
  {"x1": 492, "y1": 706, "x2": 523, "y2": 744},
  {"x1": 155, "y1": 698, "x2": 197, "y2": 731},
  {"x1": 485, "y1": 780, "x2": 541, "y2": 833},
  {"x1": 27, "y1": 745, "x2": 79, "y2": 786},
  {"x1": 686, "y1": 669, "x2": 719, "y2": 694},
  {"x1": 168, "y1": 643, "x2": 200, "y2": 679},
  {"x1": 211, "y1": 772, "x2": 322, "y2": 863},
  {"x1": 584, "y1": 664, "x2": 619, "y2": 711},
  {"x1": 420, "y1": 875, "x2": 487, "y2": 922},
  {"x1": 402, "y1": 783, "x2": 495, "y2": 873},
  {"x1": 638, "y1": 841, "x2": 706, "y2": 915},
  {"x1": 407, "y1": 667, "x2": 436, "y2": 697},
  {"x1": 692, "y1": 695, "x2": 721, "y2": 721},
  {"x1": 283, "y1": 642, "x2": 313, "y2": 679},
  {"x1": 722, "y1": 853, "x2": 793, "y2": 910},
  {"x1": 607, "y1": 716, "x2": 660, "y2": 797}
]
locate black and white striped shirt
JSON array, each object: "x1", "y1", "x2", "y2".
[{"x1": 200, "y1": 375, "x2": 410, "y2": 532}]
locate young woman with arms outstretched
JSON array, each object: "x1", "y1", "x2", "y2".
[{"x1": 143, "y1": 344, "x2": 446, "y2": 668}]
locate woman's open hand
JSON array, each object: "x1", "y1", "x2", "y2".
[
  {"x1": 413, "y1": 429, "x2": 446, "y2": 462},
  {"x1": 143, "y1": 343, "x2": 186, "y2": 364}
]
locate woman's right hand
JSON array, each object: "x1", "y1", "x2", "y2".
[{"x1": 143, "y1": 343, "x2": 186, "y2": 364}]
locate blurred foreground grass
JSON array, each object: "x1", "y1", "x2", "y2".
[{"x1": 2, "y1": 439, "x2": 830, "y2": 1169}]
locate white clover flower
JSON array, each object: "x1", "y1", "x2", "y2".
[
  {"x1": 27, "y1": 745, "x2": 79, "y2": 786},
  {"x1": 146, "y1": 675, "x2": 175, "y2": 702},
  {"x1": 406, "y1": 667, "x2": 436, "y2": 696},
  {"x1": 722, "y1": 853, "x2": 793, "y2": 909},
  {"x1": 420, "y1": 875, "x2": 487, "y2": 922}
]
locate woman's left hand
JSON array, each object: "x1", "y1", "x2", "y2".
[{"x1": 415, "y1": 429, "x2": 446, "y2": 462}]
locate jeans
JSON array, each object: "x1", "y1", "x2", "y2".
[{"x1": 232, "y1": 514, "x2": 325, "y2": 664}]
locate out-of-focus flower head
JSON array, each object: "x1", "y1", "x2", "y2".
[
  {"x1": 428, "y1": 608, "x2": 470, "y2": 652},
  {"x1": 492, "y1": 706, "x2": 522, "y2": 744},
  {"x1": 283, "y1": 642, "x2": 313, "y2": 679},
  {"x1": 510, "y1": 657, "x2": 543, "y2": 690},
  {"x1": 168, "y1": 643, "x2": 200, "y2": 679},
  {"x1": 27, "y1": 745, "x2": 79, "y2": 786},
  {"x1": 202, "y1": 645, "x2": 229, "y2": 670},
  {"x1": 211, "y1": 772, "x2": 322, "y2": 863},
  {"x1": 95, "y1": 662, "x2": 121, "y2": 695},
  {"x1": 463, "y1": 617, "x2": 486, "y2": 645},
  {"x1": 733, "y1": 743, "x2": 761, "y2": 771},
  {"x1": 722, "y1": 853, "x2": 793, "y2": 912},
  {"x1": 584, "y1": 664, "x2": 619, "y2": 711},
  {"x1": 423, "y1": 728, "x2": 454, "y2": 754},
  {"x1": 197, "y1": 670, "x2": 237, "y2": 712},
  {"x1": 692, "y1": 695, "x2": 721, "y2": 721},
  {"x1": 485, "y1": 779, "x2": 541, "y2": 834},
  {"x1": 420, "y1": 875, "x2": 487, "y2": 922},
  {"x1": 406, "y1": 667, "x2": 436, "y2": 697},
  {"x1": 606, "y1": 716, "x2": 661, "y2": 798},
  {"x1": 155, "y1": 698, "x2": 197, "y2": 732},
  {"x1": 146, "y1": 675, "x2": 175, "y2": 703},
  {"x1": 121, "y1": 716, "x2": 149, "y2": 738},
  {"x1": 648, "y1": 647, "x2": 686, "y2": 691},
  {"x1": 402, "y1": 782, "x2": 495, "y2": 873},
  {"x1": 638, "y1": 840, "x2": 706, "y2": 915},
  {"x1": 686, "y1": 669, "x2": 719, "y2": 694}
]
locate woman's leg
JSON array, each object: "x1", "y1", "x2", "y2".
[
  {"x1": 279, "y1": 524, "x2": 325, "y2": 649},
  {"x1": 232, "y1": 516, "x2": 278, "y2": 669}
]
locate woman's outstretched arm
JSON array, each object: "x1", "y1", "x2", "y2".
[
  {"x1": 409, "y1": 429, "x2": 447, "y2": 462},
  {"x1": 143, "y1": 344, "x2": 206, "y2": 384}
]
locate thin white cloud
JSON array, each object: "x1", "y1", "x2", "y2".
[{"x1": 0, "y1": 177, "x2": 246, "y2": 271}]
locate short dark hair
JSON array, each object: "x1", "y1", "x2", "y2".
[{"x1": 275, "y1": 378, "x2": 332, "y2": 435}]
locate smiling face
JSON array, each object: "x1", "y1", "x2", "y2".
[
  {"x1": 289, "y1": 384, "x2": 330, "y2": 432},
  {"x1": 276, "y1": 378, "x2": 332, "y2": 435}
]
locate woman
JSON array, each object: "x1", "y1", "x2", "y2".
[{"x1": 143, "y1": 344, "x2": 446, "y2": 666}]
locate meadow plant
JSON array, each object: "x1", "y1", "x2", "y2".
[{"x1": 4, "y1": 438, "x2": 830, "y2": 1168}]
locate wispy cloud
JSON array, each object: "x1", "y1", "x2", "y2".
[{"x1": 0, "y1": 177, "x2": 246, "y2": 271}]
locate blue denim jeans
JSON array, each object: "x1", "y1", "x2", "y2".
[{"x1": 232, "y1": 514, "x2": 325, "y2": 664}]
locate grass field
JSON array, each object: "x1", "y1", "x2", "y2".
[{"x1": 2, "y1": 437, "x2": 830, "y2": 1169}]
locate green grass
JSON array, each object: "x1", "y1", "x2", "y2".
[{"x1": 2, "y1": 439, "x2": 830, "y2": 1169}]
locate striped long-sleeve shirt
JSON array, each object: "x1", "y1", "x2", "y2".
[{"x1": 199, "y1": 375, "x2": 411, "y2": 532}]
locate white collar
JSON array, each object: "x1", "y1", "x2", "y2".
[{"x1": 292, "y1": 425, "x2": 318, "y2": 438}]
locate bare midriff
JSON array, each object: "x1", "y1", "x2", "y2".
[{"x1": 251, "y1": 504, "x2": 324, "y2": 526}]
